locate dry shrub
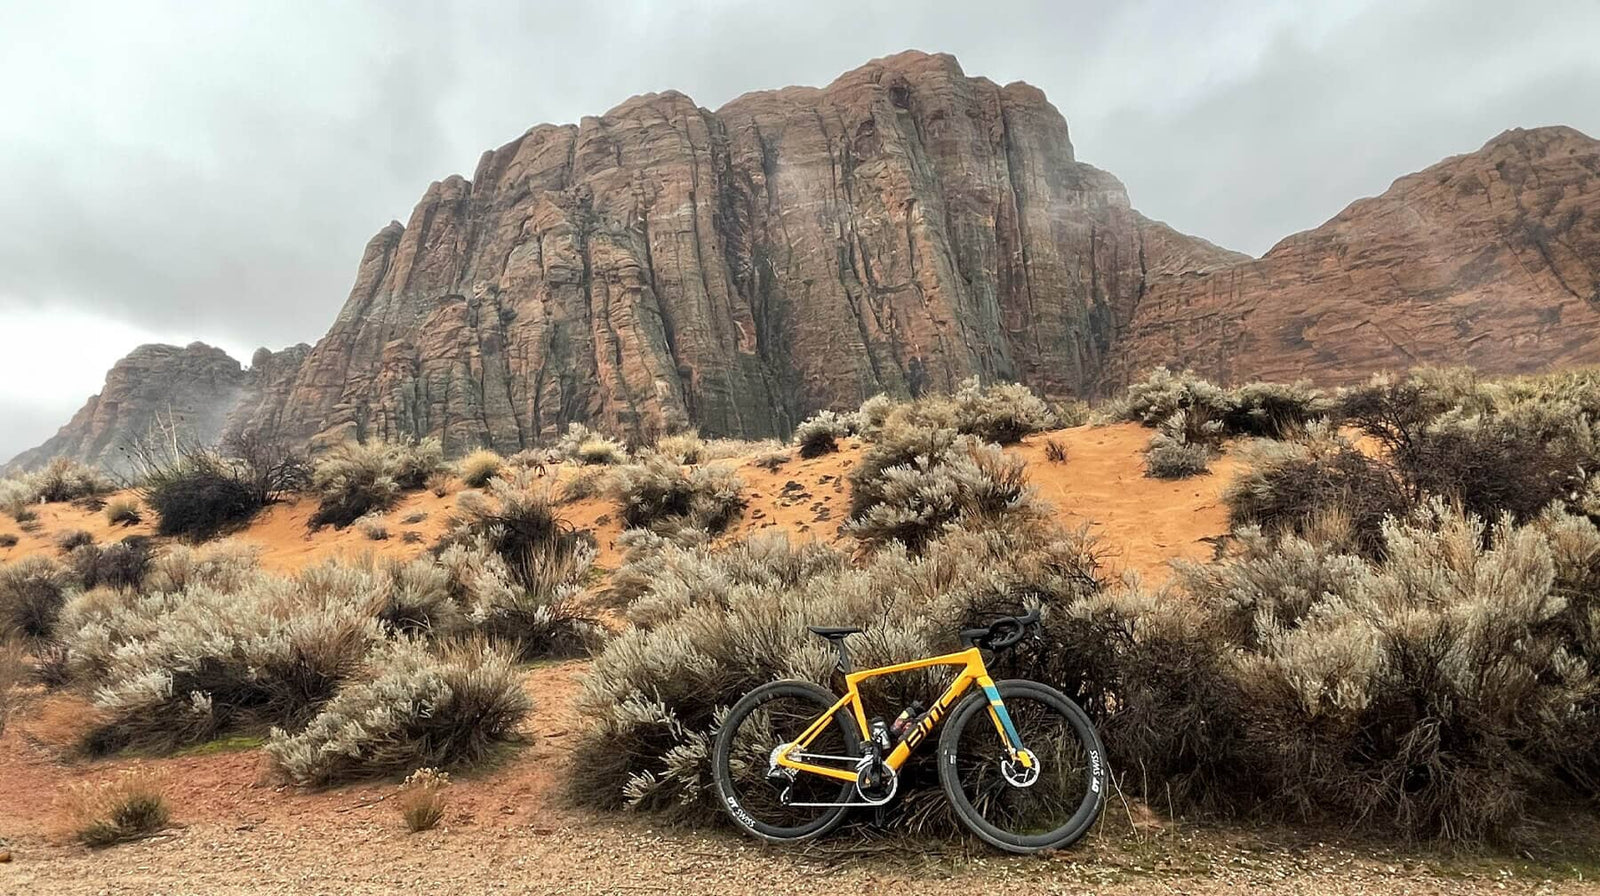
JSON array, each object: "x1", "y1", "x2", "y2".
[
  {"x1": 63, "y1": 569, "x2": 381, "y2": 754},
  {"x1": 70, "y1": 537, "x2": 153, "y2": 592},
  {"x1": 457, "y1": 449, "x2": 505, "y2": 488},
  {"x1": 654, "y1": 432, "x2": 706, "y2": 465},
  {"x1": 609, "y1": 530, "x2": 846, "y2": 629},
  {"x1": 557, "y1": 468, "x2": 603, "y2": 504},
  {"x1": 141, "y1": 540, "x2": 261, "y2": 594},
  {"x1": 1044, "y1": 439, "x2": 1068, "y2": 463},
  {"x1": 397, "y1": 767, "x2": 451, "y2": 832},
  {"x1": 609, "y1": 455, "x2": 745, "y2": 536},
  {"x1": 569, "y1": 519, "x2": 1104, "y2": 827},
  {"x1": 355, "y1": 513, "x2": 390, "y2": 541},
  {"x1": 1107, "y1": 368, "x2": 1332, "y2": 440},
  {"x1": 1103, "y1": 367, "x2": 1234, "y2": 428},
  {"x1": 63, "y1": 766, "x2": 171, "y2": 847},
  {"x1": 1226, "y1": 430, "x2": 1411, "y2": 558},
  {"x1": 793, "y1": 410, "x2": 855, "y2": 458},
  {"x1": 427, "y1": 471, "x2": 453, "y2": 498},
  {"x1": 56, "y1": 530, "x2": 95, "y2": 554},
  {"x1": 104, "y1": 497, "x2": 143, "y2": 527},
  {"x1": 436, "y1": 473, "x2": 605, "y2": 659},
  {"x1": 141, "y1": 452, "x2": 263, "y2": 540},
  {"x1": 946, "y1": 378, "x2": 1057, "y2": 444},
  {"x1": 1143, "y1": 411, "x2": 1217, "y2": 479},
  {"x1": 0, "y1": 556, "x2": 74, "y2": 644},
  {"x1": 310, "y1": 438, "x2": 443, "y2": 529},
  {"x1": 266, "y1": 639, "x2": 531, "y2": 786},
  {"x1": 30, "y1": 458, "x2": 115, "y2": 505},
  {"x1": 1061, "y1": 502, "x2": 1600, "y2": 842},
  {"x1": 846, "y1": 422, "x2": 1040, "y2": 553}
]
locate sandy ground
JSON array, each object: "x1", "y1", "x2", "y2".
[{"x1": 5, "y1": 424, "x2": 1592, "y2": 894}]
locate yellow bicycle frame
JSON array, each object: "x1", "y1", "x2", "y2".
[{"x1": 773, "y1": 647, "x2": 1032, "y2": 783}]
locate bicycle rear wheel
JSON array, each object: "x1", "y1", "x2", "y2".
[
  {"x1": 937, "y1": 679, "x2": 1107, "y2": 853},
  {"x1": 712, "y1": 679, "x2": 861, "y2": 843}
]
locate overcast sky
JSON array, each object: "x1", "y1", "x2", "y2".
[{"x1": 3, "y1": 0, "x2": 1598, "y2": 461}]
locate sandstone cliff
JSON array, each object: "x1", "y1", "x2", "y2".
[
  {"x1": 227, "y1": 51, "x2": 1242, "y2": 454},
  {"x1": 1104, "y1": 126, "x2": 1600, "y2": 388},
  {"x1": 6, "y1": 343, "x2": 249, "y2": 475},
  {"x1": 13, "y1": 55, "x2": 1600, "y2": 472}
]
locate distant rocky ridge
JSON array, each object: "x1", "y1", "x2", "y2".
[{"x1": 10, "y1": 52, "x2": 1600, "y2": 472}]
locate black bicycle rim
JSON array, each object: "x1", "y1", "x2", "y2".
[{"x1": 717, "y1": 684, "x2": 856, "y2": 839}]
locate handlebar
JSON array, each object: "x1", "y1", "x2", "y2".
[{"x1": 959, "y1": 607, "x2": 1041, "y2": 651}]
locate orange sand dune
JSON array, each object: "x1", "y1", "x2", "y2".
[{"x1": 1, "y1": 423, "x2": 1233, "y2": 583}]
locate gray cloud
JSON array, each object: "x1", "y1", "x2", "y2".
[{"x1": 2, "y1": 0, "x2": 1598, "y2": 460}]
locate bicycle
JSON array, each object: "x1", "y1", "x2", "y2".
[{"x1": 711, "y1": 608, "x2": 1107, "y2": 854}]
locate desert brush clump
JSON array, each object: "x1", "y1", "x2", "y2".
[
  {"x1": 609, "y1": 454, "x2": 746, "y2": 536},
  {"x1": 0, "y1": 555, "x2": 75, "y2": 644},
  {"x1": 554, "y1": 423, "x2": 627, "y2": 466},
  {"x1": 56, "y1": 529, "x2": 95, "y2": 554},
  {"x1": 69, "y1": 537, "x2": 153, "y2": 592},
  {"x1": 945, "y1": 378, "x2": 1058, "y2": 444},
  {"x1": 792, "y1": 410, "x2": 856, "y2": 458},
  {"x1": 1143, "y1": 410, "x2": 1218, "y2": 479},
  {"x1": 104, "y1": 496, "x2": 143, "y2": 527},
  {"x1": 653, "y1": 432, "x2": 706, "y2": 465},
  {"x1": 355, "y1": 513, "x2": 390, "y2": 541},
  {"x1": 266, "y1": 639, "x2": 531, "y2": 786},
  {"x1": 1106, "y1": 368, "x2": 1334, "y2": 440},
  {"x1": 435, "y1": 473, "x2": 606, "y2": 659},
  {"x1": 845, "y1": 421, "x2": 1041, "y2": 553},
  {"x1": 61, "y1": 566, "x2": 382, "y2": 754},
  {"x1": 396, "y1": 767, "x2": 451, "y2": 832},
  {"x1": 1225, "y1": 427, "x2": 1412, "y2": 558},
  {"x1": 569, "y1": 518, "x2": 1105, "y2": 829},
  {"x1": 456, "y1": 448, "x2": 505, "y2": 488},
  {"x1": 138, "y1": 451, "x2": 264, "y2": 540},
  {"x1": 29, "y1": 457, "x2": 115, "y2": 505},
  {"x1": 1111, "y1": 502, "x2": 1600, "y2": 842},
  {"x1": 63, "y1": 766, "x2": 172, "y2": 847},
  {"x1": 309, "y1": 437, "x2": 444, "y2": 529}
]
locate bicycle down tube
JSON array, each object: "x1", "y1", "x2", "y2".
[{"x1": 773, "y1": 647, "x2": 1032, "y2": 783}]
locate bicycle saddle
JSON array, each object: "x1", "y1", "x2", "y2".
[{"x1": 806, "y1": 625, "x2": 863, "y2": 640}]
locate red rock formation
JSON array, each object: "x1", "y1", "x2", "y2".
[
  {"x1": 236, "y1": 51, "x2": 1242, "y2": 454},
  {"x1": 1104, "y1": 126, "x2": 1600, "y2": 388},
  {"x1": 6, "y1": 343, "x2": 248, "y2": 475}
]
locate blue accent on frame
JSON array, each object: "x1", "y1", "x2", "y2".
[{"x1": 981, "y1": 683, "x2": 1025, "y2": 751}]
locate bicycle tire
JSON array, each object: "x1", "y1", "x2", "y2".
[
  {"x1": 937, "y1": 678, "x2": 1107, "y2": 854},
  {"x1": 712, "y1": 679, "x2": 861, "y2": 843}
]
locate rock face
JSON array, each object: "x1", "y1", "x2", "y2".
[
  {"x1": 227, "y1": 51, "x2": 1244, "y2": 454},
  {"x1": 6, "y1": 343, "x2": 249, "y2": 475},
  {"x1": 12, "y1": 56, "x2": 1600, "y2": 472},
  {"x1": 1104, "y1": 126, "x2": 1600, "y2": 389}
]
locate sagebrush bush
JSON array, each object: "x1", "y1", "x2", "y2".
[
  {"x1": 397, "y1": 767, "x2": 450, "y2": 832},
  {"x1": 1132, "y1": 503, "x2": 1600, "y2": 841},
  {"x1": 70, "y1": 537, "x2": 152, "y2": 592},
  {"x1": 30, "y1": 457, "x2": 114, "y2": 504},
  {"x1": 64, "y1": 767, "x2": 171, "y2": 847},
  {"x1": 1106, "y1": 368, "x2": 1333, "y2": 440},
  {"x1": 57, "y1": 529, "x2": 95, "y2": 554},
  {"x1": 793, "y1": 410, "x2": 855, "y2": 458},
  {"x1": 65, "y1": 570, "x2": 380, "y2": 754},
  {"x1": 947, "y1": 378, "x2": 1057, "y2": 444},
  {"x1": 104, "y1": 496, "x2": 143, "y2": 527},
  {"x1": 1226, "y1": 429, "x2": 1411, "y2": 558},
  {"x1": 570, "y1": 519, "x2": 1104, "y2": 827},
  {"x1": 751, "y1": 449, "x2": 790, "y2": 472},
  {"x1": 436, "y1": 473, "x2": 605, "y2": 659},
  {"x1": 457, "y1": 449, "x2": 504, "y2": 488},
  {"x1": 266, "y1": 640, "x2": 531, "y2": 786},
  {"x1": 140, "y1": 540, "x2": 260, "y2": 594},
  {"x1": 355, "y1": 513, "x2": 390, "y2": 541},
  {"x1": 310, "y1": 438, "x2": 443, "y2": 529},
  {"x1": 845, "y1": 422, "x2": 1040, "y2": 553},
  {"x1": 653, "y1": 432, "x2": 706, "y2": 465},
  {"x1": 141, "y1": 452, "x2": 263, "y2": 539},
  {"x1": 609, "y1": 455, "x2": 745, "y2": 536},
  {"x1": 0, "y1": 555, "x2": 74, "y2": 644},
  {"x1": 557, "y1": 468, "x2": 604, "y2": 504},
  {"x1": 1103, "y1": 367, "x2": 1234, "y2": 428},
  {"x1": 1143, "y1": 411, "x2": 1216, "y2": 479}
]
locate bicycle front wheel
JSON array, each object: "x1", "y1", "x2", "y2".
[
  {"x1": 712, "y1": 679, "x2": 861, "y2": 843},
  {"x1": 937, "y1": 679, "x2": 1107, "y2": 853}
]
